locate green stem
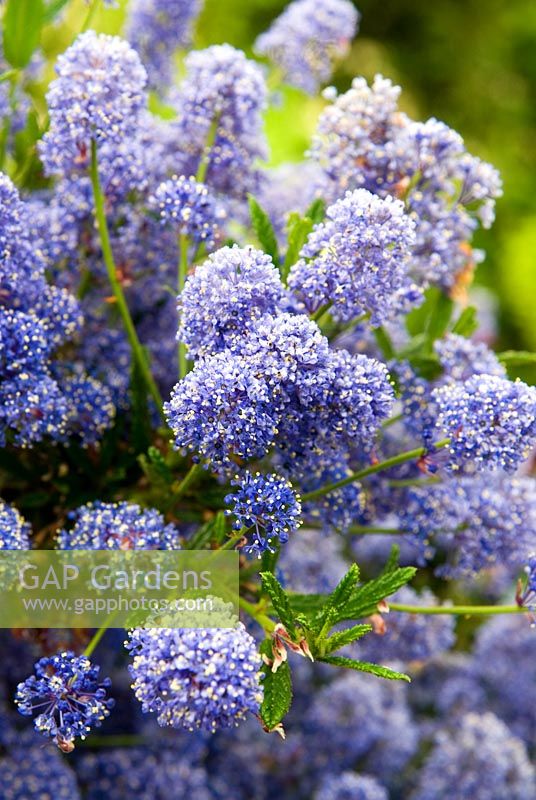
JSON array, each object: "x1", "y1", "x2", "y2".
[
  {"x1": 301, "y1": 439, "x2": 451, "y2": 502},
  {"x1": 172, "y1": 462, "x2": 203, "y2": 500},
  {"x1": 239, "y1": 596, "x2": 275, "y2": 632},
  {"x1": 90, "y1": 140, "x2": 165, "y2": 421},
  {"x1": 311, "y1": 301, "x2": 333, "y2": 323},
  {"x1": 82, "y1": 0, "x2": 100, "y2": 31},
  {"x1": 79, "y1": 734, "x2": 147, "y2": 748},
  {"x1": 178, "y1": 234, "x2": 189, "y2": 379},
  {"x1": 348, "y1": 526, "x2": 407, "y2": 535},
  {"x1": 389, "y1": 603, "x2": 525, "y2": 616},
  {"x1": 0, "y1": 69, "x2": 18, "y2": 85},
  {"x1": 196, "y1": 117, "x2": 219, "y2": 183},
  {"x1": 84, "y1": 622, "x2": 111, "y2": 659},
  {"x1": 220, "y1": 526, "x2": 247, "y2": 550}
]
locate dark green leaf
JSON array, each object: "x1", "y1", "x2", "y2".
[
  {"x1": 409, "y1": 355, "x2": 443, "y2": 380},
  {"x1": 281, "y1": 212, "x2": 314, "y2": 280},
  {"x1": 320, "y1": 655, "x2": 410, "y2": 682},
  {"x1": 17, "y1": 490, "x2": 50, "y2": 509},
  {"x1": 260, "y1": 572, "x2": 296, "y2": 636},
  {"x1": 3, "y1": 0, "x2": 45, "y2": 68},
  {"x1": 259, "y1": 640, "x2": 292, "y2": 730},
  {"x1": 373, "y1": 326, "x2": 396, "y2": 360},
  {"x1": 383, "y1": 545, "x2": 401, "y2": 574},
  {"x1": 138, "y1": 446, "x2": 173, "y2": 486},
  {"x1": 426, "y1": 291, "x2": 454, "y2": 341},
  {"x1": 187, "y1": 511, "x2": 226, "y2": 549},
  {"x1": 305, "y1": 197, "x2": 326, "y2": 225},
  {"x1": 324, "y1": 623, "x2": 372, "y2": 655},
  {"x1": 451, "y1": 306, "x2": 478, "y2": 337},
  {"x1": 248, "y1": 195, "x2": 279, "y2": 265},
  {"x1": 325, "y1": 564, "x2": 360, "y2": 614},
  {"x1": 288, "y1": 593, "x2": 327, "y2": 614}
]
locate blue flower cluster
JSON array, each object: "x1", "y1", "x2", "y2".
[
  {"x1": 15, "y1": 652, "x2": 114, "y2": 751},
  {"x1": 149, "y1": 175, "x2": 220, "y2": 248},
  {"x1": 127, "y1": 0, "x2": 202, "y2": 91},
  {"x1": 0, "y1": 742, "x2": 81, "y2": 799},
  {"x1": 126, "y1": 624, "x2": 263, "y2": 732},
  {"x1": 288, "y1": 188, "x2": 419, "y2": 324},
  {"x1": 310, "y1": 75, "x2": 502, "y2": 288},
  {"x1": 0, "y1": 499, "x2": 31, "y2": 550},
  {"x1": 255, "y1": 0, "x2": 360, "y2": 94},
  {"x1": 57, "y1": 501, "x2": 181, "y2": 550},
  {"x1": 225, "y1": 472, "x2": 302, "y2": 555}
]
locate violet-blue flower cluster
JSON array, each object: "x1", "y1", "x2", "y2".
[
  {"x1": 225, "y1": 472, "x2": 302, "y2": 555},
  {"x1": 57, "y1": 501, "x2": 181, "y2": 550},
  {"x1": 0, "y1": 499, "x2": 30, "y2": 550},
  {"x1": 255, "y1": 0, "x2": 360, "y2": 94},
  {"x1": 15, "y1": 652, "x2": 114, "y2": 751},
  {"x1": 149, "y1": 175, "x2": 220, "y2": 248},
  {"x1": 126, "y1": 624, "x2": 263, "y2": 732}
]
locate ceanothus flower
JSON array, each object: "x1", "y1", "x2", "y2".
[
  {"x1": 314, "y1": 772, "x2": 389, "y2": 800},
  {"x1": 149, "y1": 175, "x2": 220, "y2": 248},
  {"x1": 225, "y1": 471, "x2": 302, "y2": 555},
  {"x1": 178, "y1": 245, "x2": 284, "y2": 360},
  {"x1": 411, "y1": 713, "x2": 535, "y2": 800},
  {"x1": 0, "y1": 499, "x2": 31, "y2": 550},
  {"x1": 15, "y1": 651, "x2": 114, "y2": 751},
  {"x1": 126, "y1": 0, "x2": 202, "y2": 91},
  {"x1": 398, "y1": 475, "x2": 535, "y2": 578},
  {"x1": 126, "y1": 624, "x2": 263, "y2": 732},
  {"x1": 165, "y1": 350, "x2": 282, "y2": 472},
  {"x1": 173, "y1": 45, "x2": 267, "y2": 199},
  {"x1": 0, "y1": 744, "x2": 81, "y2": 799},
  {"x1": 255, "y1": 0, "x2": 360, "y2": 94},
  {"x1": 0, "y1": 375, "x2": 69, "y2": 446},
  {"x1": 434, "y1": 333, "x2": 506, "y2": 382},
  {"x1": 288, "y1": 189, "x2": 418, "y2": 325},
  {"x1": 39, "y1": 31, "x2": 148, "y2": 176},
  {"x1": 77, "y1": 747, "x2": 211, "y2": 800},
  {"x1": 60, "y1": 373, "x2": 116, "y2": 445},
  {"x1": 432, "y1": 374, "x2": 536, "y2": 473},
  {"x1": 358, "y1": 587, "x2": 455, "y2": 664},
  {"x1": 57, "y1": 501, "x2": 181, "y2": 550},
  {"x1": 518, "y1": 552, "x2": 536, "y2": 614}
]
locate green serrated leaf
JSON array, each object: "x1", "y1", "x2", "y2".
[
  {"x1": 288, "y1": 593, "x2": 327, "y2": 614},
  {"x1": 138, "y1": 446, "x2": 173, "y2": 486},
  {"x1": 332, "y1": 566, "x2": 417, "y2": 623},
  {"x1": 320, "y1": 655, "x2": 410, "y2": 682},
  {"x1": 324, "y1": 623, "x2": 372, "y2": 655},
  {"x1": 3, "y1": 0, "x2": 45, "y2": 68},
  {"x1": 324, "y1": 564, "x2": 360, "y2": 613},
  {"x1": 259, "y1": 639, "x2": 292, "y2": 730},
  {"x1": 383, "y1": 545, "x2": 401, "y2": 574},
  {"x1": 305, "y1": 197, "x2": 326, "y2": 224},
  {"x1": 260, "y1": 572, "x2": 296, "y2": 636},
  {"x1": 248, "y1": 195, "x2": 279, "y2": 265},
  {"x1": 451, "y1": 305, "x2": 478, "y2": 337},
  {"x1": 281, "y1": 212, "x2": 313, "y2": 281}
]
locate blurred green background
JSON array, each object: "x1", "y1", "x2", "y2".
[{"x1": 58, "y1": 0, "x2": 536, "y2": 355}]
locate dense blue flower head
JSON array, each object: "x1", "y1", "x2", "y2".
[
  {"x1": 165, "y1": 350, "x2": 281, "y2": 471},
  {"x1": 434, "y1": 333, "x2": 506, "y2": 382},
  {"x1": 310, "y1": 75, "x2": 502, "y2": 288},
  {"x1": 0, "y1": 744, "x2": 81, "y2": 799},
  {"x1": 15, "y1": 651, "x2": 114, "y2": 751},
  {"x1": 179, "y1": 246, "x2": 284, "y2": 360},
  {"x1": 288, "y1": 189, "x2": 418, "y2": 325},
  {"x1": 397, "y1": 475, "x2": 535, "y2": 578},
  {"x1": 315, "y1": 772, "x2": 389, "y2": 800},
  {"x1": 519, "y1": 552, "x2": 536, "y2": 613},
  {"x1": 149, "y1": 175, "x2": 220, "y2": 247},
  {"x1": 1, "y1": 374, "x2": 69, "y2": 446},
  {"x1": 77, "y1": 747, "x2": 211, "y2": 800},
  {"x1": 0, "y1": 310, "x2": 50, "y2": 377},
  {"x1": 255, "y1": 0, "x2": 359, "y2": 94},
  {"x1": 0, "y1": 499, "x2": 31, "y2": 549},
  {"x1": 57, "y1": 501, "x2": 181, "y2": 550},
  {"x1": 60, "y1": 373, "x2": 116, "y2": 445},
  {"x1": 473, "y1": 615, "x2": 536, "y2": 746},
  {"x1": 432, "y1": 374, "x2": 536, "y2": 473},
  {"x1": 39, "y1": 31, "x2": 148, "y2": 176},
  {"x1": 173, "y1": 45, "x2": 267, "y2": 199},
  {"x1": 126, "y1": 623, "x2": 263, "y2": 732},
  {"x1": 358, "y1": 587, "x2": 455, "y2": 664},
  {"x1": 127, "y1": 0, "x2": 202, "y2": 91},
  {"x1": 304, "y1": 672, "x2": 418, "y2": 783},
  {"x1": 411, "y1": 713, "x2": 535, "y2": 800},
  {"x1": 225, "y1": 471, "x2": 302, "y2": 555}
]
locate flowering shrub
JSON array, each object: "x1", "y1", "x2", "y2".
[{"x1": 0, "y1": 0, "x2": 534, "y2": 797}]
